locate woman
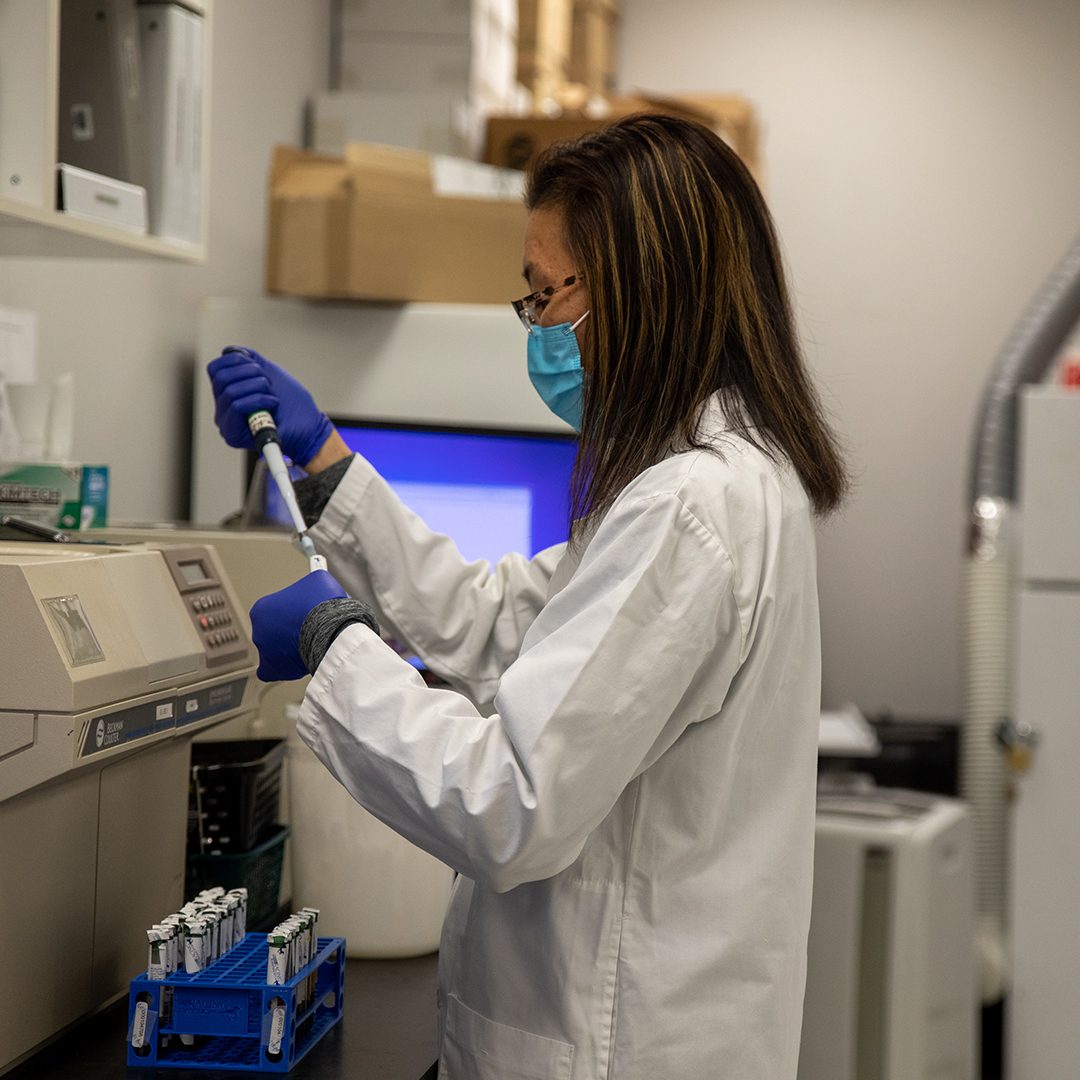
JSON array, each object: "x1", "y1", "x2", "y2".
[{"x1": 209, "y1": 114, "x2": 846, "y2": 1080}]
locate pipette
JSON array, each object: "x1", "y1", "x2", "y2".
[{"x1": 246, "y1": 410, "x2": 327, "y2": 573}]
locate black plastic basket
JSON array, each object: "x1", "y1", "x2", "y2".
[
  {"x1": 185, "y1": 824, "x2": 289, "y2": 932},
  {"x1": 188, "y1": 739, "x2": 286, "y2": 854}
]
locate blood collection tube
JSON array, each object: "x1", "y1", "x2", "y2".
[
  {"x1": 146, "y1": 929, "x2": 167, "y2": 981},
  {"x1": 267, "y1": 932, "x2": 288, "y2": 986},
  {"x1": 185, "y1": 919, "x2": 206, "y2": 974},
  {"x1": 266, "y1": 996, "x2": 287, "y2": 1063},
  {"x1": 130, "y1": 991, "x2": 154, "y2": 1057}
]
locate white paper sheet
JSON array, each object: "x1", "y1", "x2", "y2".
[{"x1": 0, "y1": 307, "x2": 37, "y2": 384}]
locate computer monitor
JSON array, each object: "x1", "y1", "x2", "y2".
[{"x1": 264, "y1": 419, "x2": 578, "y2": 565}]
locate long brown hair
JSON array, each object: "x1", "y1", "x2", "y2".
[{"x1": 525, "y1": 114, "x2": 847, "y2": 534}]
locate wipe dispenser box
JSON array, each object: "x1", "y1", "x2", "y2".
[{"x1": 126, "y1": 934, "x2": 345, "y2": 1072}]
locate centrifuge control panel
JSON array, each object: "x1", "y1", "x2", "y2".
[{"x1": 160, "y1": 546, "x2": 249, "y2": 668}]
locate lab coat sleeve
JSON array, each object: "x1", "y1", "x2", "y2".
[
  {"x1": 296, "y1": 487, "x2": 747, "y2": 892},
  {"x1": 305, "y1": 453, "x2": 565, "y2": 705}
]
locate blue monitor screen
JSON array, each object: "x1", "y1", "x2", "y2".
[{"x1": 326, "y1": 421, "x2": 577, "y2": 564}]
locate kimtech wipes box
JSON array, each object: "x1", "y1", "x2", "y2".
[{"x1": 0, "y1": 463, "x2": 109, "y2": 530}]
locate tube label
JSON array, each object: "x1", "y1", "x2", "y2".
[{"x1": 268, "y1": 944, "x2": 287, "y2": 986}]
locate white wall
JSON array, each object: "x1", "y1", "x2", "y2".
[
  {"x1": 0, "y1": 0, "x2": 332, "y2": 522},
  {"x1": 620, "y1": 0, "x2": 1080, "y2": 718}
]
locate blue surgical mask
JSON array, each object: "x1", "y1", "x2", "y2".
[{"x1": 527, "y1": 311, "x2": 589, "y2": 431}]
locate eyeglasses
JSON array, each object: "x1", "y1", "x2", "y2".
[{"x1": 511, "y1": 275, "x2": 581, "y2": 331}]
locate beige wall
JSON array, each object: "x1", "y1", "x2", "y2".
[
  {"x1": 0, "y1": 0, "x2": 332, "y2": 522},
  {"x1": 620, "y1": 0, "x2": 1080, "y2": 718}
]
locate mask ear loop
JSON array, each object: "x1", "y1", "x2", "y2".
[{"x1": 567, "y1": 310, "x2": 590, "y2": 333}]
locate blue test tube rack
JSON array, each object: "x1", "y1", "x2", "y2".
[{"x1": 126, "y1": 933, "x2": 346, "y2": 1072}]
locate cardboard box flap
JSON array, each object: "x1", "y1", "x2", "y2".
[
  {"x1": 344, "y1": 142, "x2": 432, "y2": 185},
  {"x1": 270, "y1": 144, "x2": 344, "y2": 187},
  {"x1": 273, "y1": 161, "x2": 351, "y2": 200}
]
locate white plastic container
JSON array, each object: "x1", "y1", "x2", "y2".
[
  {"x1": 56, "y1": 163, "x2": 147, "y2": 234},
  {"x1": 286, "y1": 712, "x2": 454, "y2": 957}
]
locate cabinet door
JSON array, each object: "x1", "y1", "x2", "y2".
[
  {"x1": 0, "y1": 768, "x2": 98, "y2": 1068},
  {"x1": 91, "y1": 736, "x2": 190, "y2": 1002},
  {"x1": 1011, "y1": 589, "x2": 1080, "y2": 1079},
  {"x1": 0, "y1": 0, "x2": 55, "y2": 208}
]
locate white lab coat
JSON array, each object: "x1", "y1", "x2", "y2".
[{"x1": 297, "y1": 395, "x2": 821, "y2": 1080}]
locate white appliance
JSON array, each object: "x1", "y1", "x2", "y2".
[
  {"x1": 0, "y1": 539, "x2": 257, "y2": 1072},
  {"x1": 1009, "y1": 386, "x2": 1080, "y2": 1079},
  {"x1": 798, "y1": 785, "x2": 976, "y2": 1080}
]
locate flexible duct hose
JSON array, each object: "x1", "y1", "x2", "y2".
[
  {"x1": 970, "y1": 234, "x2": 1080, "y2": 505},
  {"x1": 965, "y1": 233, "x2": 1080, "y2": 1004},
  {"x1": 962, "y1": 535, "x2": 1013, "y2": 1003}
]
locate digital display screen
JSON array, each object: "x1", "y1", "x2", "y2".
[
  {"x1": 179, "y1": 561, "x2": 211, "y2": 586},
  {"x1": 336, "y1": 422, "x2": 578, "y2": 562},
  {"x1": 264, "y1": 422, "x2": 578, "y2": 565}
]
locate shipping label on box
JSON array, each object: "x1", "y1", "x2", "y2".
[{"x1": 0, "y1": 463, "x2": 109, "y2": 530}]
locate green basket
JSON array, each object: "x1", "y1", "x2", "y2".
[{"x1": 185, "y1": 824, "x2": 289, "y2": 931}]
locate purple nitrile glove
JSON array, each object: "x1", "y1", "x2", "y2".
[
  {"x1": 250, "y1": 570, "x2": 348, "y2": 682},
  {"x1": 207, "y1": 346, "x2": 334, "y2": 467}
]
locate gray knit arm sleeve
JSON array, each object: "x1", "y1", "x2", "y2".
[
  {"x1": 298, "y1": 597, "x2": 380, "y2": 675},
  {"x1": 293, "y1": 454, "x2": 355, "y2": 528}
]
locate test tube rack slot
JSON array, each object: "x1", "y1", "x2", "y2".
[{"x1": 126, "y1": 933, "x2": 346, "y2": 1072}]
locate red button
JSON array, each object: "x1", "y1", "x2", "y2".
[{"x1": 199, "y1": 616, "x2": 209, "y2": 629}]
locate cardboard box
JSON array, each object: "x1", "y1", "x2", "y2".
[
  {"x1": 568, "y1": 0, "x2": 620, "y2": 97},
  {"x1": 266, "y1": 143, "x2": 529, "y2": 304},
  {"x1": 0, "y1": 462, "x2": 109, "y2": 530},
  {"x1": 517, "y1": 0, "x2": 575, "y2": 106},
  {"x1": 484, "y1": 93, "x2": 763, "y2": 189}
]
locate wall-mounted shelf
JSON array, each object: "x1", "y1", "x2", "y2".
[{"x1": 0, "y1": 0, "x2": 212, "y2": 261}]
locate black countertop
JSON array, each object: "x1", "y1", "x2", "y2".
[{"x1": 7, "y1": 956, "x2": 439, "y2": 1080}]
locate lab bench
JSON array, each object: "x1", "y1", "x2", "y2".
[{"x1": 6, "y1": 955, "x2": 439, "y2": 1080}]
